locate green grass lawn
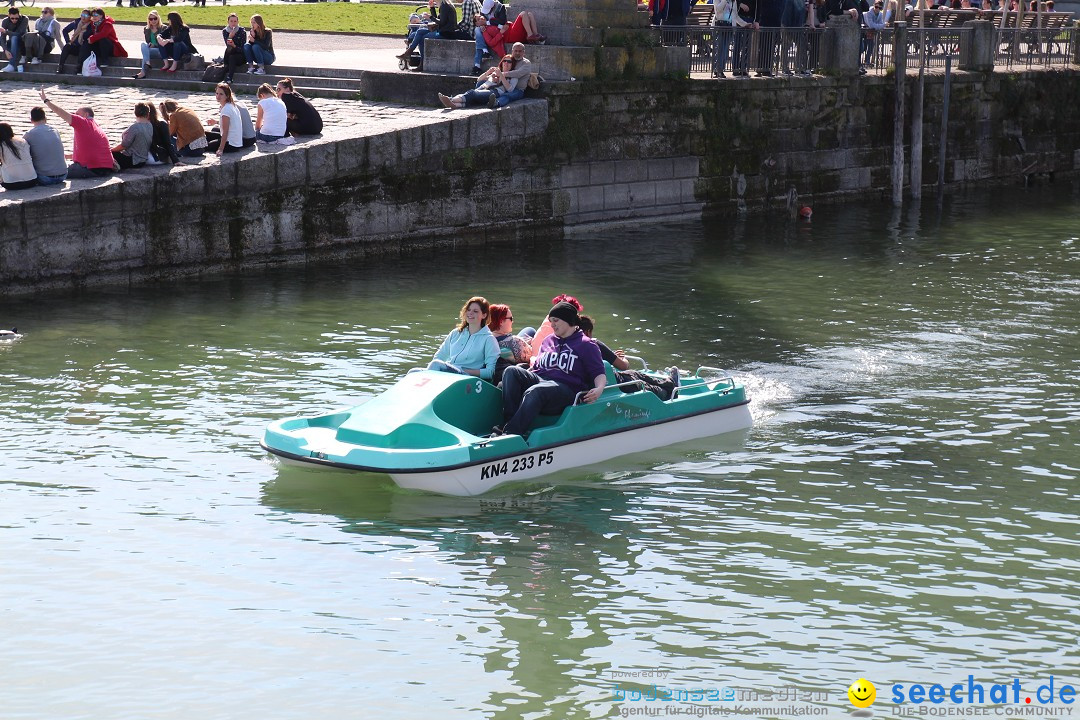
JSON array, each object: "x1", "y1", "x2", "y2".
[{"x1": 55, "y1": 3, "x2": 412, "y2": 36}]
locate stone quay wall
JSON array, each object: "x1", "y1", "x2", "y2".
[
  {"x1": 2, "y1": 69, "x2": 1079, "y2": 295},
  {"x1": 540, "y1": 70, "x2": 1080, "y2": 218}
]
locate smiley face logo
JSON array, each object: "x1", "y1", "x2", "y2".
[{"x1": 848, "y1": 678, "x2": 876, "y2": 708}]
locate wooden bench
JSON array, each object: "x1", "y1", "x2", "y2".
[{"x1": 687, "y1": 4, "x2": 715, "y2": 26}]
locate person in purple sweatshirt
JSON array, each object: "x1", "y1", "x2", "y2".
[{"x1": 497, "y1": 301, "x2": 607, "y2": 437}]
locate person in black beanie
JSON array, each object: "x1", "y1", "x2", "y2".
[{"x1": 496, "y1": 301, "x2": 607, "y2": 438}]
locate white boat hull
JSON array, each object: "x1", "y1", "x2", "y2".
[{"x1": 381, "y1": 401, "x2": 753, "y2": 496}]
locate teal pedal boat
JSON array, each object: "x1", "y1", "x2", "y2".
[{"x1": 261, "y1": 365, "x2": 752, "y2": 496}]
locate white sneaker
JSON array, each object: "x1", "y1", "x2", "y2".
[
  {"x1": 253, "y1": 66, "x2": 265, "y2": 75},
  {"x1": 30, "y1": 58, "x2": 41, "y2": 65},
  {"x1": 0, "y1": 65, "x2": 14, "y2": 73}
]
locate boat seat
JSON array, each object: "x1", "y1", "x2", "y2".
[{"x1": 530, "y1": 361, "x2": 624, "y2": 430}]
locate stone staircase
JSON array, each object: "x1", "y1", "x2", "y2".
[
  {"x1": 4, "y1": 56, "x2": 366, "y2": 100},
  {"x1": 0, "y1": 55, "x2": 484, "y2": 106}
]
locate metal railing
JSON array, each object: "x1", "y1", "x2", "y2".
[
  {"x1": 994, "y1": 27, "x2": 1075, "y2": 68},
  {"x1": 657, "y1": 26, "x2": 825, "y2": 77},
  {"x1": 656, "y1": 24, "x2": 1078, "y2": 77}
]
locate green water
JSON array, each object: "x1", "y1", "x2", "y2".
[{"x1": 1, "y1": 184, "x2": 1077, "y2": 719}]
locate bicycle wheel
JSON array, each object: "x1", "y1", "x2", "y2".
[{"x1": 21, "y1": 0, "x2": 36, "y2": 8}]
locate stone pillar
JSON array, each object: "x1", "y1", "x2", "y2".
[
  {"x1": 1074, "y1": 21, "x2": 1080, "y2": 66},
  {"x1": 501, "y1": 0, "x2": 689, "y2": 79},
  {"x1": 517, "y1": 0, "x2": 649, "y2": 48},
  {"x1": 960, "y1": 20, "x2": 994, "y2": 72},
  {"x1": 820, "y1": 14, "x2": 860, "y2": 77}
]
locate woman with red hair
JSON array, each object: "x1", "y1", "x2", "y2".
[{"x1": 487, "y1": 304, "x2": 532, "y2": 384}]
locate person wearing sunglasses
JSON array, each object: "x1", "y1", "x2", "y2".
[
  {"x1": 487, "y1": 304, "x2": 533, "y2": 385},
  {"x1": 437, "y1": 52, "x2": 518, "y2": 110},
  {"x1": 22, "y1": 7, "x2": 63, "y2": 66},
  {"x1": 79, "y1": 6, "x2": 129, "y2": 74},
  {"x1": 1, "y1": 6, "x2": 28, "y2": 73},
  {"x1": 56, "y1": 8, "x2": 92, "y2": 74},
  {"x1": 133, "y1": 10, "x2": 162, "y2": 79}
]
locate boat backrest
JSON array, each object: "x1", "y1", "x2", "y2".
[{"x1": 336, "y1": 371, "x2": 502, "y2": 448}]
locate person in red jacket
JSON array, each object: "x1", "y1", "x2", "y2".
[{"x1": 79, "y1": 6, "x2": 126, "y2": 72}]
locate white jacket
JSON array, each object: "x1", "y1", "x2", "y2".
[{"x1": 1, "y1": 138, "x2": 39, "y2": 185}]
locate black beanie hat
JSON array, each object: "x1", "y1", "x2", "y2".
[{"x1": 548, "y1": 301, "x2": 580, "y2": 327}]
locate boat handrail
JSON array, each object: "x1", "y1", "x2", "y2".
[
  {"x1": 572, "y1": 379, "x2": 646, "y2": 405},
  {"x1": 694, "y1": 367, "x2": 736, "y2": 386},
  {"x1": 624, "y1": 355, "x2": 649, "y2": 370}
]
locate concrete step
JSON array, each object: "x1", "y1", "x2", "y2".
[
  {"x1": 5, "y1": 62, "x2": 368, "y2": 100},
  {"x1": 4, "y1": 66, "x2": 366, "y2": 100}
]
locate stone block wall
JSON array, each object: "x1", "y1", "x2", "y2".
[
  {"x1": 533, "y1": 71, "x2": 1080, "y2": 215},
  {"x1": 3, "y1": 70, "x2": 1079, "y2": 295}
]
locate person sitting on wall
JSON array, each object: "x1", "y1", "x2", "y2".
[
  {"x1": 495, "y1": 301, "x2": 606, "y2": 438},
  {"x1": 438, "y1": 53, "x2": 520, "y2": 109},
  {"x1": 145, "y1": 101, "x2": 178, "y2": 164},
  {"x1": 0, "y1": 122, "x2": 39, "y2": 192},
  {"x1": 39, "y1": 87, "x2": 117, "y2": 178},
  {"x1": 254, "y1": 83, "x2": 288, "y2": 143},
  {"x1": 275, "y1": 78, "x2": 323, "y2": 136},
  {"x1": 159, "y1": 99, "x2": 207, "y2": 157},
  {"x1": 485, "y1": 41, "x2": 531, "y2": 107},
  {"x1": 24, "y1": 105, "x2": 68, "y2": 186},
  {"x1": 110, "y1": 101, "x2": 154, "y2": 170}
]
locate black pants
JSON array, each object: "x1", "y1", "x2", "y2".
[
  {"x1": 615, "y1": 370, "x2": 676, "y2": 400},
  {"x1": 2, "y1": 179, "x2": 38, "y2": 191},
  {"x1": 205, "y1": 131, "x2": 242, "y2": 153},
  {"x1": 79, "y1": 38, "x2": 114, "y2": 68},
  {"x1": 223, "y1": 47, "x2": 245, "y2": 79},
  {"x1": 112, "y1": 151, "x2": 146, "y2": 170},
  {"x1": 57, "y1": 42, "x2": 83, "y2": 72}
]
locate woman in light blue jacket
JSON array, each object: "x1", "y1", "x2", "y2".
[{"x1": 427, "y1": 295, "x2": 501, "y2": 381}]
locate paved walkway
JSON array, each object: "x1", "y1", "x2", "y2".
[{"x1": 0, "y1": 78, "x2": 488, "y2": 202}]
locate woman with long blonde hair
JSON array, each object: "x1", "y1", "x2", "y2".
[{"x1": 133, "y1": 10, "x2": 162, "y2": 79}]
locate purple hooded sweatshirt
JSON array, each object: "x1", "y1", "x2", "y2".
[{"x1": 532, "y1": 329, "x2": 605, "y2": 394}]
